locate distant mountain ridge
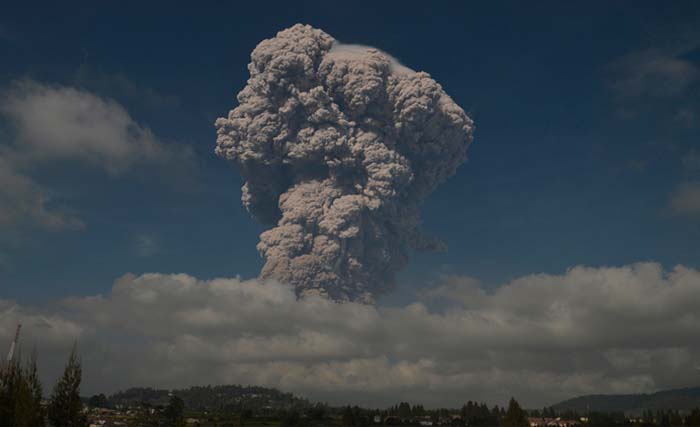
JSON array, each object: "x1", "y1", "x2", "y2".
[
  {"x1": 109, "y1": 384, "x2": 311, "y2": 411},
  {"x1": 553, "y1": 386, "x2": 700, "y2": 414}
]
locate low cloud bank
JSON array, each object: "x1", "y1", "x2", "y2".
[{"x1": 2, "y1": 262, "x2": 699, "y2": 407}]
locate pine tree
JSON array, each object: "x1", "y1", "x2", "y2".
[
  {"x1": 0, "y1": 358, "x2": 21, "y2": 425},
  {"x1": 398, "y1": 402, "x2": 411, "y2": 418},
  {"x1": 341, "y1": 405, "x2": 355, "y2": 426},
  {"x1": 670, "y1": 410, "x2": 683, "y2": 427},
  {"x1": 164, "y1": 395, "x2": 184, "y2": 426},
  {"x1": 87, "y1": 393, "x2": 108, "y2": 409},
  {"x1": 0, "y1": 350, "x2": 45, "y2": 427},
  {"x1": 686, "y1": 408, "x2": 700, "y2": 427},
  {"x1": 26, "y1": 351, "x2": 45, "y2": 426},
  {"x1": 13, "y1": 371, "x2": 34, "y2": 427},
  {"x1": 503, "y1": 398, "x2": 528, "y2": 427},
  {"x1": 491, "y1": 405, "x2": 503, "y2": 426},
  {"x1": 47, "y1": 345, "x2": 86, "y2": 427}
]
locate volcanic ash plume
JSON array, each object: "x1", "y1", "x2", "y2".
[{"x1": 215, "y1": 24, "x2": 474, "y2": 303}]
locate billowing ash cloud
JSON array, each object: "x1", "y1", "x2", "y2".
[{"x1": 215, "y1": 24, "x2": 474, "y2": 302}]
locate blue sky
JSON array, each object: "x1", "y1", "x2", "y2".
[
  {"x1": 2, "y1": 1, "x2": 700, "y2": 407},
  {"x1": 1, "y1": 1, "x2": 699, "y2": 302}
]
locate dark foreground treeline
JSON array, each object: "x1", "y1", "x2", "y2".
[
  {"x1": 74, "y1": 395, "x2": 700, "y2": 427},
  {"x1": 531, "y1": 407, "x2": 700, "y2": 427},
  {"x1": 3, "y1": 348, "x2": 700, "y2": 427},
  {"x1": 80, "y1": 395, "x2": 532, "y2": 427},
  {"x1": 0, "y1": 346, "x2": 84, "y2": 426}
]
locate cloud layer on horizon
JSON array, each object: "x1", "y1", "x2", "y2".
[{"x1": 2, "y1": 262, "x2": 700, "y2": 408}]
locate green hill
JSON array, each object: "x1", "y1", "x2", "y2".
[
  {"x1": 553, "y1": 387, "x2": 700, "y2": 414},
  {"x1": 109, "y1": 384, "x2": 311, "y2": 411}
]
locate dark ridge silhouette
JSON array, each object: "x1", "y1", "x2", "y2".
[{"x1": 553, "y1": 386, "x2": 700, "y2": 413}]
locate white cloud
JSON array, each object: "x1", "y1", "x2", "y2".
[
  {"x1": 328, "y1": 42, "x2": 415, "y2": 75},
  {"x1": 0, "y1": 80, "x2": 197, "y2": 231},
  {"x1": 669, "y1": 181, "x2": 700, "y2": 216},
  {"x1": 607, "y1": 45, "x2": 700, "y2": 120},
  {"x1": 1, "y1": 80, "x2": 193, "y2": 174},
  {"x1": 0, "y1": 156, "x2": 83, "y2": 231},
  {"x1": 610, "y1": 50, "x2": 698, "y2": 101},
  {"x1": 4, "y1": 262, "x2": 700, "y2": 408},
  {"x1": 133, "y1": 234, "x2": 159, "y2": 258}
]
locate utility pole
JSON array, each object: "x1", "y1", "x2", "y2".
[{"x1": 6, "y1": 322, "x2": 21, "y2": 363}]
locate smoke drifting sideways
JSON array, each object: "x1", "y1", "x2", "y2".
[{"x1": 215, "y1": 24, "x2": 474, "y2": 303}]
